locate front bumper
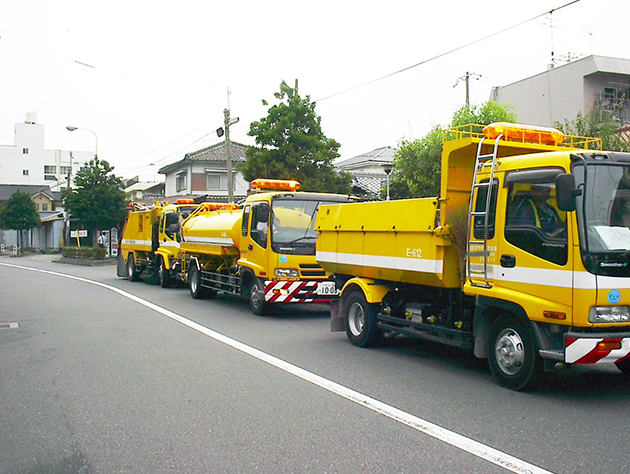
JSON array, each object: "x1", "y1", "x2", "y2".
[
  {"x1": 263, "y1": 280, "x2": 332, "y2": 304},
  {"x1": 565, "y1": 332, "x2": 630, "y2": 364}
]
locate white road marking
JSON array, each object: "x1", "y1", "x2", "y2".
[{"x1": 1, "y1": 262, "x2": 552, "y2": 474}]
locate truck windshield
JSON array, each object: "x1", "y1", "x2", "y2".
[
  {"x1": 271, "y1": 196, "x2": 353, "y2": 255},
  {"x1": 574, "y1": 160, "x2": 630, "y2": 275}
]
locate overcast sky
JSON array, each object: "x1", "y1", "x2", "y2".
[{"x1": 1, "y1": 0, "x2": 627, "y2": 181}]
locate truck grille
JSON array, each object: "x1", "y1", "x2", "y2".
[{"x1": 299, "y1": 263, "x2": 327, "y2": 277}]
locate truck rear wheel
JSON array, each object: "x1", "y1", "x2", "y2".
[
  {"x1": 158, "y1": 256, "x2": 171, "y2": 288},
  {"x1": 344, "y1": 291, "x2": 383, "y2": 347},
  {"x1": 249, "y1": 278, "x2": 268, "y2": 316},
  {"x1": 488, "y1": 314, "x2": 542, "y2": 391},
  {"x1": 189, "y1": 265, "x2": 205, "y2": 299},
  {"x1": 126, "y1": 254, "x2": 140, "y2": 281}
]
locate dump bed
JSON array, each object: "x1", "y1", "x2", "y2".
[{"x1": 315, "y1": 198, "x2": 462, "y2": 288}]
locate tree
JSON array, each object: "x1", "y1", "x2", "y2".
[
  {"x1": 63, "y1": 157, "x2": 127, "y2": 246},
  {"x1": 0, "y1": 191, "x2": 41, "y2": 249},
  {"x1": 555, "y1": 105, "x2": 630, "y2": 152},
  {"x1": 389, "y1": 101, "x2": 517, "y2": 198},
  {"x1": 241, "y1": 80, "x2": 352, "y2": 194}
]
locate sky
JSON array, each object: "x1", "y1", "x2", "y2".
[{"x1": 1, "y1": 0, "x2": 628, "y2": 182}]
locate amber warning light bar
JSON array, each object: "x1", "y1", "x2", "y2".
[
  {"x1": 483, "y1": 122, "x2": 565, "y2": 146},
  {"x1": 250, "y1": 179, "x2": 301, "y2": 192}
]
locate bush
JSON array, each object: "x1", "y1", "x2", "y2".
[{"x1": 61, "y1": 247, "x2": 107, "y2": 260}]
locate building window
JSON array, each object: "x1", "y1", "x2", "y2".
[
  {"x1": 207, "y1": 173, "x2": 222, "y2": 190},
  {"x1": 42, "y1": 204, "x2": 48, "y2": 211},
  {"x1": 60, "y1": 166, "x2": 72, "y2": 176},
  {"x1": 44, "y1": 165, "x2": 57, "y2": 180},
  {"x1": 23, "y1": 170, "x2": 29, "y2": 176},
  {"x1": 176, "y1": 172, "x2": 187, "y2": 192},
  {"x1": 23, "y1": 148, "x2": 28, "y2": 154}
]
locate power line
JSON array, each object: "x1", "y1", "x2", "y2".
[{"x1": 315, "y1": 0, "x2": 581, "y2": 103}]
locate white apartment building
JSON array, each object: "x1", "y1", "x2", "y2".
[{"x1": 0, "y1": 113, "x2": 93, "y2": 192}]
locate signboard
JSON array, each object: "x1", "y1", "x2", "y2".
[{"x1": 70, "y1": 230, "x2": 88, "y2": 238}]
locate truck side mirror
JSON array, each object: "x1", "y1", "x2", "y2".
[{"x1": 556, "y1": 173, "x2": 580, "y2": 212}]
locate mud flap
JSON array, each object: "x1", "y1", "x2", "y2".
[
  {"x1": 116, "y1": 252, "x2": 127, "y2": 278},
  {"x1": 330, "y1": 299, "x2": 344, "y2": 332}
]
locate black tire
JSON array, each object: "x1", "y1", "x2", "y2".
[
  {"x1": 249, "y1": 278, "x2": 268, "y2": 316},
  {"x1": 616, "y1": 359, "x2": 630, "y2": 376},
  {"x1": 189, "y1": 265, "x2": 205, "y2": 299},
  {"x1": 126, "y1": 254, "x2": 140, "y2": 281},
  {"x1": 488, "y1": 314, "x2": 543, "y2": 391},
  {"x1": 344, "y1": 290, "x2": 383, "y2": 347},
  {"x1": 158, "y1": 256, "x2": 171, "y2": 288}
]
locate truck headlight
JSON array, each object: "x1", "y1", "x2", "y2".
[
  {"x1": 589, "y1": 306, "x2": 630, "y2": 323},
  {"x1": 275, "y1": 268, "x2": 299, "y2": 278}
]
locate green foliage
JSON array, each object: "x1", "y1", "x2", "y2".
[
  {"x1": 62, "y1": 246, "x2": 107, "y2": 260},
  {"x1": 391, "y1": 126, "x2": 443, "y2": 198},
  {"x1": 241, "y1": 80, "x2": 352, "y2": 194},
  {"x1": 555, "y1": 105, "x2": 630, "y2": 152},
  {"x1": 390, "y1": 101, "x2": 516, "y2": 198},
  {"x1": 0, "y1": 191, "x2": 40, "y2": 231},
  {"x1": 63, "y1": 157, "x2": 127, "y2": 243},
  {"x1": 451, "y1": 101, "x2": 517, "y2": 128}
]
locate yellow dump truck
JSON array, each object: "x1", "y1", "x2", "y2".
[
  {"x1": 315, "y1": 122, "x2": 630, "y2": 390},
  {"x1": 117, "y1": 200, "x2": 198, "y2": 284},
  {"x1": 178, "y1": 179, "x2": 357, "y2": 315}
]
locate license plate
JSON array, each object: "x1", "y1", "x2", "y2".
[{"x1": 317, "y1": 281, "x2": 338, "y2": 296}]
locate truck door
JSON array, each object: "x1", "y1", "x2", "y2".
[
  {"x1": 240, "y1": 201, "x2": 271, "y2": 278},
  {"x1": 497, "y1": 168, "x2": 573, "y2": 321}
]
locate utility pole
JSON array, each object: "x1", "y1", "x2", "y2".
[
  {"x1": 454, "y1": 72, "x2": 481, "y2": 106},
  {"x1": 219, "y1": 100, "x2": 239, "y2": 203}
]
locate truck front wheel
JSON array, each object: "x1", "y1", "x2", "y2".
[
  {"x1": 344, "y1": 291, "x2": 383, "y2": 347},
  {"x1": 158, "y1": 256, "x2": 171, "y2": 288},
  {"x1": 249, "y1": 278, "x2": 268, "y2": 316},
  {"x1": 615, "y1": 359, "x2": 630, "y2": 376},
  {"x1": 488, "y1": 314, "x2": 542, "y2": 391}
]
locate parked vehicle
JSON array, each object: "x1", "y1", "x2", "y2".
[
  {"x1": 178, "y1": 179, "x2": 357, "y2": 315},
  {"x1": 315, "y1": 122, "x2": 630, "y2": 390},
  {"x1": 117, "y1": 200, "x2": 197, "y2": 284}
]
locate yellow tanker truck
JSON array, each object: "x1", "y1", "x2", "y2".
[
  {"x1": 315, "y1": 122, "x2": 630, "y2": 390},
  {"x1": 177, "y1": 179, "x2": 356, "y2": 315}
]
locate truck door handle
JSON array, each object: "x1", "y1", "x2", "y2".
[
  {"x1": 248, "y1": 244, "x2": 253, "y2": 251},
  {"x1": 500, "y1": 254, "x2": 516, "y2": 268}
]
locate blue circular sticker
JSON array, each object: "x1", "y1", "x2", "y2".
[
  {"x1": 279, "y1": 255, "x2": 288, "y2": 264},
  {"x1": 608, "y1": 289, "x2": 621, "y2": 305}
]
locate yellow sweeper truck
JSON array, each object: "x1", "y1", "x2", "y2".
[
  {"x1": 315, "y1": 122, "x2": 630, "y2": 390},
  {"x1": 118, "y1": 200, "x2": 197, "y2": 284}
]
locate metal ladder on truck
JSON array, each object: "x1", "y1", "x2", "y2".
[{"x1": 466, "y1": 134, "x2": 502, "y2": 288}]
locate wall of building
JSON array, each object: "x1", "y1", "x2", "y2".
[
  {"x1": 493, "y1": 56, "x2": 630, "y2": 128},
  {"x1": 0, "y1": 120, "x2": 93, "y2": 191}
]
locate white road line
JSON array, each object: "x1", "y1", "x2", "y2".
[{"x1": 1, "y1": 262, "x2": 553, "y2": 474}]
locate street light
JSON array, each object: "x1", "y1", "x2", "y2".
[
  {"x1": 66, "y1": 125, "x2": 98, "y2": 159},
  {"x1": 382, "y1": 162, "x2": 394, "y2": 201}
]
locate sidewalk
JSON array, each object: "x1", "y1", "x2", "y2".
[{"x1": 0, "y1": 251, "x2": 116, "y2": 266}]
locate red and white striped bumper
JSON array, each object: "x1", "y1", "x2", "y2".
[
  {"x1": 263, "y1": 280, "x2": 330, "y2": 304},
  {"x1": 565, "y1": 335, "x2": 630, "y2": 364}
]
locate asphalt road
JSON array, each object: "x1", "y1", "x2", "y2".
[{"x1": 1, "y1": 254, "x2": 629, "y2": 474}]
